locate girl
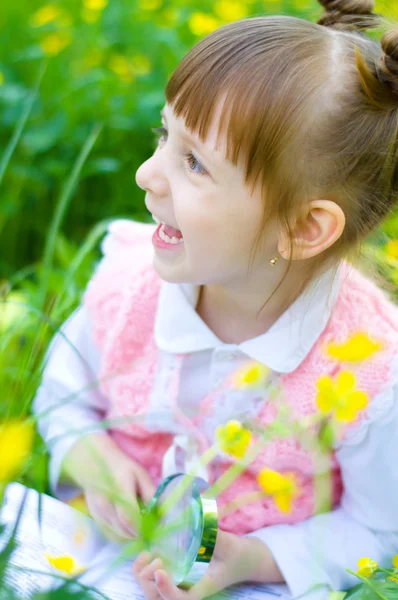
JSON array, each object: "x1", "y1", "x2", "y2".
[{"x1": 33, "y1": 0, "x2": 398, "y2": 598}]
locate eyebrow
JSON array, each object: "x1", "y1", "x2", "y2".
[{"x1": 160, "y1": 108, "x2": 221, "y2": 169}]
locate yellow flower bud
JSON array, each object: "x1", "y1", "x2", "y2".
[
  {"x1": 188, "y1": 13, "x2": 221, "y2": 36},
  {"x1": 232, "y1": 361, "x2": 270, "y2": 389},
  {"x1": 40, "y1": 33, "x2": 72, "y2": 56},
  {"x1": 257, "y1": 469, "x2": 299, "y2": 514},
  {"x1": 214, "y1": 0, "x2": 248, "y2": 22},
  {"x1": 30, "y1": 4, "x2": 62, "y2": 27},
  {"x1": 216, "y1": 420, "x2": 252, "y2": 459},
  {"x1": 84, "y1": 0, "x2": 108, "y2": 10},
  {"x1": 357, "y1": 557, "x2": 378, "y2": 578},
  {"x1": 325, "y1": 332, "x2": 383, "y2": 362},
  {"x1": 0, "y1": 420, "x2": 34, "y2": 483},
  {"x1": 315, "y1": 371, "x2": 368, "y2": 423}
]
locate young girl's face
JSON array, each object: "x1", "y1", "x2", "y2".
[{"x1": 135, "y1": 98, "x2": 279, "y2": 287}]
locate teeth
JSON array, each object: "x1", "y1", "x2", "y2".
[{"x1": 159, "y1": 223, "x2": 184, "y2": 245}]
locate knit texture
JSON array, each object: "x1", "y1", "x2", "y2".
[{"x1": 83, "y1": 219, "x2": 398, "y2": 536}]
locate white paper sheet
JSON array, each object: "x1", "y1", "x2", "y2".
[{"x1": 0, "y1": 483, "x2": 291, "y2": 599}]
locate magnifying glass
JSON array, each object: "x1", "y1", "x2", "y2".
[{"x1": 143, "y1": 473, "x2": 218, "y2": 586}]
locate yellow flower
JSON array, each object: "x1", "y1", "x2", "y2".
[
  {"x1": 214, "y1": 0, "x2": 249, "y2": 22},
  {"x1": 40, "y1": 32, "x2": 72, "y2": 56},
  {"x1": 84, "y1": 0, "x2": 108, "y2": 9},
  {"x1": 0, "y1": 421, "x2": 34, "y2": 483},
  {"x1": 108, "y1": 54, "x2": 134, "y2": 83},
  {"x1": 139, "y1": 0, "x2": 163, "y2": 10},
  {"x1": 232, "y1": 361, "x2": 270, "y2": 389},
  {"x1": 216, "y1": 420, "x2": 252, "y2": 459},
  {"x1": 45, "y1": 553, "x2": 85, "y2": 576},
  {"x1": 257, "y1": 468, "x2": 299, "y2": 514},
  {"x1": 357, "y1": 557, "x2": 378, "y2": 578},
  {"x1": 188, "y1": 13, "x2": 221, "y2": 36},
  {"x1": 325, "y1": 332, "x2": 384, "y2": 362},
  {"x1": 392, "y1": 554, "x2": 398, "y2": 569},
  {"x1": 386, "y1": 240, "x2": 398, "y2": 260},
  {"x1": 315, "y1": 371, "x2": 368, "y2": 422},
  {"x1": 30, "y1": 4, "x2": 62, "y2": 27}
]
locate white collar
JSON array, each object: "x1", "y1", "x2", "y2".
[{"x1": 154, "y1": 264, "x2": 342, "y2": 373}]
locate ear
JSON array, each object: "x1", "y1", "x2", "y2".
[{"x1": 278, "y1": 200, "x2": 346, "y2": 261}]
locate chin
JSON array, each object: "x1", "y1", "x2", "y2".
[{"x1": 152, "y1": 255, "x2": 186, "y2": 284}]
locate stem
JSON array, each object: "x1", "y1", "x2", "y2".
[
  {"x1": 346, "y1": 569, "x2": 389, "y2": 600},
  {"x1": 203, "y1": 435, "x2": 269, "y2": 500},
  {"x1": 160, "y1": 445, "x2": 219, "y2": 518},
  {"x1": 0, "y1": 61, "x2": 47, "y2": 186},
  {"x1": 38, "y1": 121, "x2": 103, "y2": 312},
  {"x1": 218, "y1": 491, "x2": 266, "y2": 518},
  {"x1": 313, "y1": 457, "x2": 333, "y2": 514}
]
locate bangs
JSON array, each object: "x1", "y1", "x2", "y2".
[{"x1": 164, "y1": 16, "x2": 328, "y2": 194}]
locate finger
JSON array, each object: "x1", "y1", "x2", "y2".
[
  {"x1": 140, "y1": 557, "x2": 164, "y2": 581},
  {"x1": 115, "y1": 499, "x2": 141, "y2": 536},
  {"x1": 95, "y1": 516, "x2": 131, "y2": 543},
  {"x1": 132, "y1": 552, "x2": 152, "y2": 577},
  {"x1": 136, "y1": 567, "x2": 162, "y2": 600},
  {"x1": 137, "y1": 578, "x2": 160, "y2": 600},
  {"x1": 134, "y1": 466, "x2": 157, "y2": 504},
  {"x1": 154, "y1": 569, "x2": 189, "y2": 600},
  {"x1": 86, "y1": 493, "x2": 133, "y2": 541},
  {"x1": 179, "y1": 573, "x2": 218, "y2": 600},
  {"x1": 93, "y1": 504, "x2": 132, "y2": 542},
  {"x1": 104, "y1": 512, "x2": 133, "y2": 541}
]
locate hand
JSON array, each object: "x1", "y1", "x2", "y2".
[
  {"x1": 132, "y1": 530, "x2": 255, "y2": 600},
  {"x1": 61, "y1": 433, "x2": 156, "y2": 543}
]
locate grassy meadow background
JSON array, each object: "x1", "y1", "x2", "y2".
[{"x1": 0, "y1": 0, "x2": 398, "y2": 494}]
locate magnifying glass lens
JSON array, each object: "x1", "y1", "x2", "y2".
[{"x1": 148, "y1": 475, "x2": 204, "y2": 584}]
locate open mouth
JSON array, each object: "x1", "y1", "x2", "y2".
[{"x1": 152, "y1": 214, "x2": 184, "y2": 245}]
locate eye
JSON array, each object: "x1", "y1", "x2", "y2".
[
  {"x1": 151, "y1": 126, "x2": 207, "y2": 177},
  {"x1": 182, "y1": 151, "x2": 207, "y2": 176},
  {"x1": 151, "y1": 126, "x2": 167, "y2": 144}
]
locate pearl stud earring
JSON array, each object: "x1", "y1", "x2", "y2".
[{"x1": 269, "y1": 249, "x2": 286, "y2": 266}]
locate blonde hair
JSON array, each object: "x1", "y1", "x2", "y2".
[{"x1": 164, "y1": 0, "x2": 398, "y2": 312}]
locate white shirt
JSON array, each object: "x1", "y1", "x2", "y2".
[{"x1": 32, "y1": 265, "x2": 398, "y2": 599}]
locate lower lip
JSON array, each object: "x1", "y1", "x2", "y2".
[{"x1": 152, "y1": 223, "x2": 185, "y2": 250}]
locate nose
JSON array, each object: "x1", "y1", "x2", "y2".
[{"x1": 135, "y1": 148, "x2": 168, "y2": 197}]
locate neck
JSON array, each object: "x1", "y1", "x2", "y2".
[{"x1": 195, "y1": 262, "x2": 316, "y2": 344}]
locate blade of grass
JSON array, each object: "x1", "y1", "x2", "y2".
[
  {"x1": 38, "y1": 122, "x2": 103, "y2": 312},
  {"x1": 0, "y1": 61, "x2": 47, "y2": 187},
  {"x1": 50, "y1": 218, "x2": 114, "y2": 317}
]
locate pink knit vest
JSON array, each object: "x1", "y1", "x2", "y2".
[{"x1": 83, "y1": 219, "x2": 398, "y2": 536}]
